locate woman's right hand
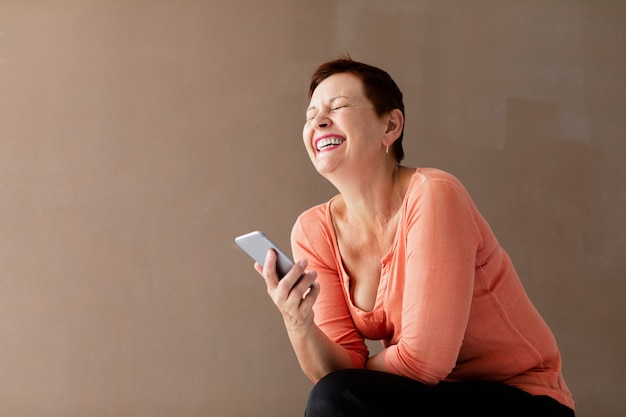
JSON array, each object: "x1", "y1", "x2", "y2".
[
  {"x1": 255, "y1": 249, "x2": 354, "y2": 382},
  {"x1": 254, "y1": 250, "x2": 320, "y2": 331}
]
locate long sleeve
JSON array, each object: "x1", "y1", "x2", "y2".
[
  {"x1": 383, "y1": 175, "x2": 480, "y2": 383},
  {"x1": 291, "y1": 210, "x2": 370, "y2": 368}
]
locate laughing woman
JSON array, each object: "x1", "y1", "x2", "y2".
[{"x1": 254, "y1": 56, "x2": 575, "y2": 417}]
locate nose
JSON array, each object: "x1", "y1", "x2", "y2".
[{"x1": 312, "y1": 111, "x2": 331, "y2": 128}]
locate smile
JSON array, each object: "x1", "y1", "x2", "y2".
[{"x1": 315, "y1": 136, "x2": 346, "y2": 152}]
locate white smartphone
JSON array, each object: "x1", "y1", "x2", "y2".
[{"x1": 235, "y1": 230, "x2": 295, "y2": 279}]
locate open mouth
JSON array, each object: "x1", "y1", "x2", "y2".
[{"x1": 316, "y1": 136, "x2": 346, "y2": 152}]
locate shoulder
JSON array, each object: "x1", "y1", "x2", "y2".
[
  {"x1": 406, "y1": 167, "x2": 470, "y2": 198},
  {"x1": 294, "y1": 199, "x2": 332, "y2": 230},
  {"x1": 402, "y1": 168, "x2": 484, "y2": 243},
  {"x1": 403, "y1": 167, "x2": 477, "y2": 218},
  {"x1": 290, "y1": 199, "x2": 338, "y2": 265},
  {"x1": 291, "y1": 198, "x2": 335, "y2": 248},
  {"x1": 411, "y1": 167, "x2": 465, "y2": 187}
]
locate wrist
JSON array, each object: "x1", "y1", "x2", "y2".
[
  {"x1": 366, "y1": 350, "x2": 387, "y2": 372},
  {"x1": 283, "y1": 315, "x2": 315, "y2": 335}
]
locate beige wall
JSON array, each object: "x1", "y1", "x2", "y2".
[{"x1": 1, "y1": 1, "x2": 624, "y2": 416}]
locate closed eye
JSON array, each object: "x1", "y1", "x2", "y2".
[{"x1": 305, "y1": 101, "x2": 350, "y2": 122}]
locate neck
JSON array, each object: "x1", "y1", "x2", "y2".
[{"x1": 331, "y1": 163, "x2": 405, "y2": 229}]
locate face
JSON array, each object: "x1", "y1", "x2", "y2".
[{"x1": 303, "y1": 73, "x2": 389, "y2": 176}]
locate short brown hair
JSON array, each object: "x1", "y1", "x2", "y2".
[{"x1": 308, "y1": 55, "x2": 405, "y2": 162}]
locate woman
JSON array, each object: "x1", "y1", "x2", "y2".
[{"x1": 255, "y1": 57, "x2": 575, "y2": 416}]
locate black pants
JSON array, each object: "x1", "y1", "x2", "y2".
[{"x1": 305, "y1": 369, "x2": 575, "y2": 417}]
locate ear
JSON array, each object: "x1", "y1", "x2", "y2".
[{"x1": 383, "y1": 108, "x2": 404, "y2": 145}]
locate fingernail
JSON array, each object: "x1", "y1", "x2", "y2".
[{"x1": 299, "y1": 259, "x2": 308, "y2": 268}]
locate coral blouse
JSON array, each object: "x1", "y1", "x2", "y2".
[{"x1": 290, "y1": 167, "x2": 574, "y2": 409}]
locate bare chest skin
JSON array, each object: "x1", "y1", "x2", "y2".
[
  {"x1": 331, "y1": 167, "x2": 413, "y2": 311},
  {"x1": 333, "y1": 217, "x2": 399, "y2": 311}
]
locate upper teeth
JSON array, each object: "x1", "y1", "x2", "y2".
[{"x1": 317, "y1": 137, "x2": 345, "y2": 151}]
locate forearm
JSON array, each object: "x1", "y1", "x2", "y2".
[
  {"x1": 365, "y1": 348, "x2": 388, "y2": 372},
  {"x1": 286, "y1": 320, "x2": 355, "y2": 383}
]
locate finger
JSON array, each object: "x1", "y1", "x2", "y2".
[
  {"x1": 282, "y1": 270, "x2": 317, "y2": 311},
  {"x1": 275, "y1": 259, "x2": 315, "y2": 308},
  {"x1": 262, "y1": 249, "x2": 280, "y2": 285},
  {"x1": 299, "y1": 281, "x2": 320, "y2": 310},
  {"x1": 292, "y1": 270, "x2": 317, "y2": 299},
  {"x1": 283, "y1": 279, "x2": 319, "y2": 324},
  {"x1": 279, "y1": 259, "x2": 308, "y2": 290}
]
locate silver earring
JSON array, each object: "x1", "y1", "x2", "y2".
[{"x1": 386, "y1": 146, "x2": 389, "y2": 155}]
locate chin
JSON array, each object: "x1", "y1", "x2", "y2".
[
  {"x1": 315, "y1": 162, "x2": 344, "y2": 180},
  {"x1": 313, "y1": 161, "x2": 334, "y2": 175}
]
